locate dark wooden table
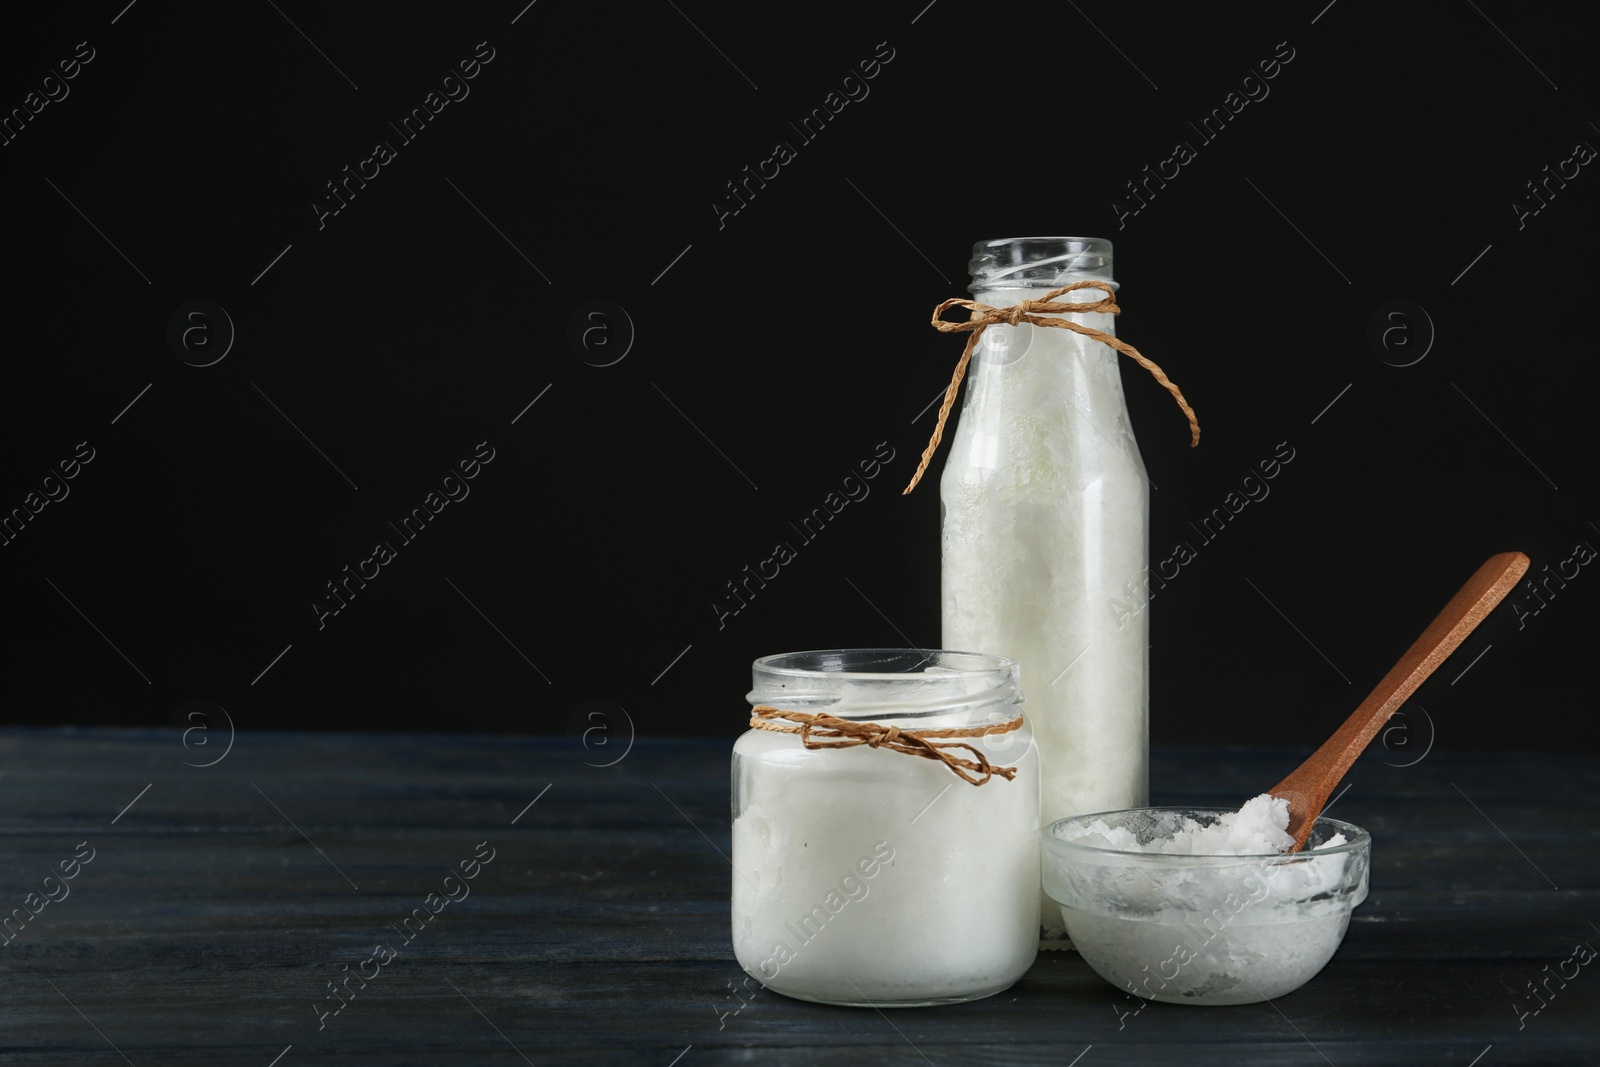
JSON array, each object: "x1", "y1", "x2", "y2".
[{"x1": 1, "y1": 728, "x2": 1595, "y2": 1065}]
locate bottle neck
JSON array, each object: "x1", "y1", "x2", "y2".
[
  {"x1": 963, "y1": 285, "x2": 1119, "y2": 374},
  {"x1": 971, "y1": 283, "x2": 1116, "y2": 309}
]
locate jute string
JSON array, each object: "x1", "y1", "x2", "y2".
[
  {"x1": 903, "y1": 280, "x2": 1201, "y2": 494},
  {"x1": 748, "y1": 704, "x2": 1023, "y2": 786}
]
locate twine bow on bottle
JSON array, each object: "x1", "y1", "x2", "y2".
[
  {"x1": 749, "y1": 704, "x2": 1023, "y2": 786},
  {"x1": 903, "y1": 280, "x2": 1201, "y2": 494}
]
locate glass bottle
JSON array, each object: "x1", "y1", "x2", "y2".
[
  {"x1": 939, "y1": 237, "x2": 1150, "y2": 942},
  {"x1": 731, "y1": 648, "x2": 1038, "y2": 1006}
]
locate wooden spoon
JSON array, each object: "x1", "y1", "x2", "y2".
[{"x1": 1270, "y1": 551, "x2": 1530, "y2": 851}]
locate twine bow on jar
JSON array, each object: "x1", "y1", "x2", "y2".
[
  {"x1": 749, "y1": 704, "x2": 1024, "y2": 786},
  {"x1": 903, "y1": 280, "x2": 1201, "y2": 494}
]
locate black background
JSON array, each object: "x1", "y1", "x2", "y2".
[{"x1": 1, "y1": 1, "x2": 1595, "y2": 753}]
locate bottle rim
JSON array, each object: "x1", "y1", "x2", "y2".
[{"x1": 969, "y1": 236, "x2": 1116, "y2": 294}]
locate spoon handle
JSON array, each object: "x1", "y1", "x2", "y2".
[{"x1": 1272, "y1": 551, "x2": 1530, "y2": 847}]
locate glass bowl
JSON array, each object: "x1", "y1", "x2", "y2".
[{"x1": 1040, "y1": 807, "x2": 1370, "y2": 1005}]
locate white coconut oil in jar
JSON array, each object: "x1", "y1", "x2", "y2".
[{"x1": 731, "y1": 649, "x2": 1039, "y2": 1006}]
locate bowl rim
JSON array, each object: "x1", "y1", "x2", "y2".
[{"x1": 1040, "y1": 805, "x2": 1372, "y2": 863}]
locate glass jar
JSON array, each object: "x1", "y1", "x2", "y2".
[
  {"x1": 939, "y1": 237, "x2": 1150, "y2": 941},
  {"x1": 731, "y1": 648, "x2": 1038, "y2": 1007}
]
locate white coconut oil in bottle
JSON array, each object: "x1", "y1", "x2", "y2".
[{"x1": 939, "y1": 237, "x2": 1150, "y2": 942}]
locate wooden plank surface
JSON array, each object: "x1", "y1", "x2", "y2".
[{"x1": 0, "y1": 729, "x2": 1595, "y2": 1065}]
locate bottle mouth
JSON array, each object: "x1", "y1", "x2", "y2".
[{"x1": 969, "y1": 236, "x2": 1116, "y2": 294}]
